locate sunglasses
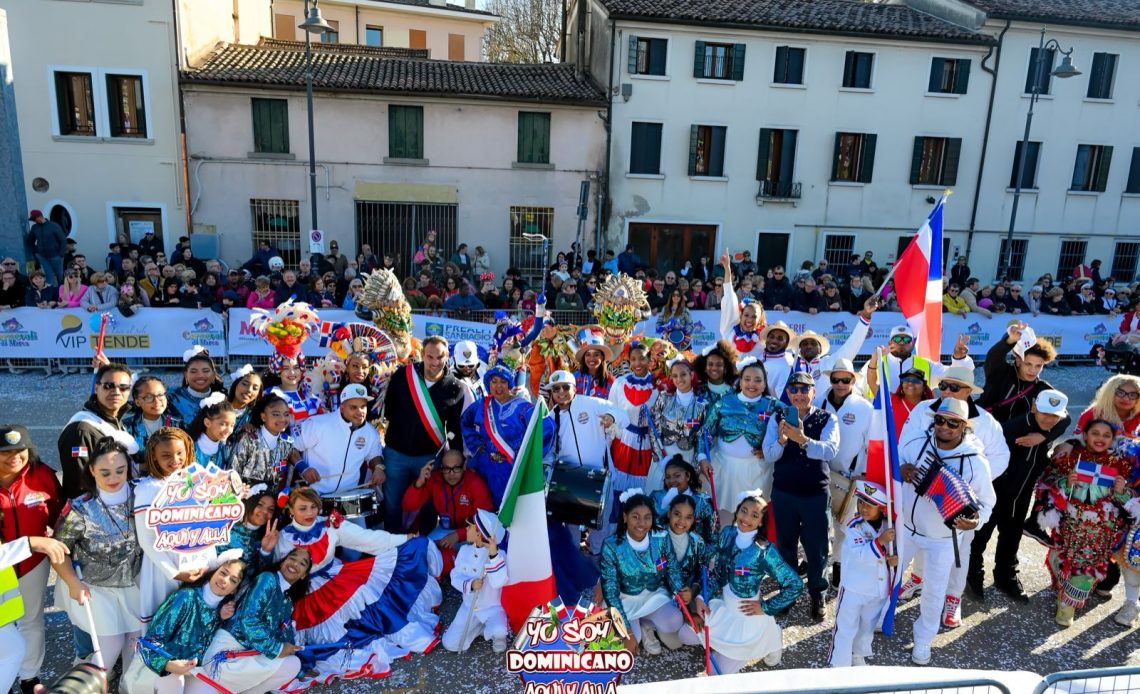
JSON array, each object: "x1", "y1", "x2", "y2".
[
  {"x1": 829, "y1": 376, "x2": 853, "y2": 385},
  {"x1": 890, "y1": 335, "x2": 913, "y2": 344},
  {"x1": 787, "y1": 384, "x2": 811, "y2": 394},
  {"x1": 938, "y1": 382, "x2": 965, "y2": 393},
  {"x1": 773, "y1": 272, "x2": 785, "y2": 276},
  {"x1": 900, "y1": 376, "x2": 925, "y2": 385},
  {"x1": 99, "y1": 382, "x2": 131, "y2": 393},
  {"x1": 932, "y1": 415, "x2": 964, "y2": 429},
  {"x1": 551, "y1": 384, "x2": 572, "y2": 392},
  {"x1": 1115, "y1": 388, "x2": 1140, "y2": 401}
]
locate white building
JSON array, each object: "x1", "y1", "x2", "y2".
[
  {"x1": 568, "y1": 0, "x2": 1140, "y2": 284},
  {"x1": 181, "y1": 40, "x2": 607, "y2": 277}
]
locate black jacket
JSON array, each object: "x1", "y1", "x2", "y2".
[
  {"x1": 976, "y1": 338, "x2": 1058, "y2": 423},
  {"x1": 763, "y1": 279, "x2": 793, "y2": 309},
  {"x1": 998, "y1": 412, "x2": 1069, "y2": 503},
  {"x1": 57, "y1": 399, "x2": 129, "y2": 499}
]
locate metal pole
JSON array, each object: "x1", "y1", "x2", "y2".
[
  {"x1": 304, "y1": 0, "x2": 319, "y2": 236},
  {"x1": 1003, "y1": 28, "x2": 1045, "y2": 281}
]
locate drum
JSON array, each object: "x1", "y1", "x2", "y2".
[
  {"x1": 321, "y1": 489, "x2": 378, "y2": 520},
  {"x1": 546, "y1": 462, "x2": 611, "y2": 529}
]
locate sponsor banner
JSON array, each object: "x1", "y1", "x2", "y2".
[{"x1": 0, "y1": 307, "x2": 224, "y2": 359}]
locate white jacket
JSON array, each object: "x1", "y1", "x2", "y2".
[
  {"x1": 452, "y1": 544, "x2": 508, "y2": 615},
  {"x1": 899, "y1": 433, "x2": 995, "y2": 540},
  {"x1": 819, "y1": 392, "x2": 873, "y2": 477},
  {"x1": 900, "y1": 398, "x2": 1010, "y2": 479},
  {"x1": 839, "y1": 517, "x2": 892, "y2": 598},
  {"x1": 548, "y1": 395, "x2": 627, "y2": 469},
  {"x1": 763, "y1": 351, "x2": 796, "y2": 399},
  {"x1": 858, "y1": 352, "x2": 976, "y2": 396}
]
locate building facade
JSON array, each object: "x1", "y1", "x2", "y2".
[{"x1": 181, "y1": 40, "x2": 606, "y2": 278}]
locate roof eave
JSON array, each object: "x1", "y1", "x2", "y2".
[{"x1": 986, "y1": 12, "x2": 1140, "y2": 34}]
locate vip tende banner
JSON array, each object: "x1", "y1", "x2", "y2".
[{"x1": 0, "y1": 307, "x2": 225, "y2": 359}]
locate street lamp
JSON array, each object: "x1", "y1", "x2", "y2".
[
  {"x1": 300, "y1": 1, "x2": 330, "y2": 240},
  {"x1": 1001, "y1": 28, "x2": 1080, "y2": 281}
]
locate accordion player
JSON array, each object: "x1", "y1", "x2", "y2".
[{"x1": 913, "y1": 448, "x2": 982, "y2": 528}]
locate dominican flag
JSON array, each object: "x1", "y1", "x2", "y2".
[
  {"x1": 1075, "y1": 459, "x2": 1117, "y2": 488},
  {"x1": 865, "y1": 352, "x2": 904, "y2": 636},
  {"x1": 571, "y1": 595, "x2": 596, "y2": 621},
  {"x1": 317, "y1": 321, "x2": 336, "y2": 348},
  {"x1": 498, "y1": 399, "x2": 557, "y2": 631},
  {"x1": 892, "y1": 195, "x2": 946, "y2": 363}
]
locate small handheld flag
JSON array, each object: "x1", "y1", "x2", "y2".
[{"x1": 1074, "y1": 459, "x2": 1117, "y2": 488}]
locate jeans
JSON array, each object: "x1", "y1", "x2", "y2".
[
  {"x1": 772, "y1": 488, "x2": 831, "y2": 598},
  {"x1": 35, "y1": 254, "x2": 63, "y2": 287},
  {"x1": 381, "y1": 448, "x2": 435, "y2": 532}
]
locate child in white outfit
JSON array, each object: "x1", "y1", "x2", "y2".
[
  {"x1": 829, "y1": 480, "x2": 896, "y2": 667},
  {"x1": 442, "y1": 509, "x2": 510, "y2": 653}
]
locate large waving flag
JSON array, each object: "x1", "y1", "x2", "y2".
[
  {"x1": 866, "y1": 352, "x2": 904, "y2": 635},
  {"x1": 892, "y1": 195, "x2": 946, "y2": 362},
  {"x1": 498, "y1": 399, "x2": 557, "y2": 630}
]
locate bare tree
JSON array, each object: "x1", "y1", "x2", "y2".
[{"x1": 484, "y1": 0, "x2": 561, "y2": 63}]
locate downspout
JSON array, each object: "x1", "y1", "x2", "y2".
[
  {"x1": 966, "y1": 20, "x2": 1009, "y2": 262},
  {"x1": 355, "y1": 5, "x2": 360, "y2": 44},
  {"x1": 170, "y1": 0, "x2": 192, "y2": 233},
  {"x1": 560, "y1": 0, "x2": 568, "y2": 63},
  {"x1": 601, "y1": 16, "x2": 615, "y2": 253},
  {"x1": 269, "y1": 0, "x2": 276, "y2": 38}
]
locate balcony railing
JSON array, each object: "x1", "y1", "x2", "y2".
[{"x1": 756, "y1": 179, "x2": 802, "y2": 200}]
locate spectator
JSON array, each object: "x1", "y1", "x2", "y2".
[
  {"x1": 520, "y1": 289, "x2": 537, "y2": 311},
  {"x1": 0, "y1": 257, "x2": 27, "y2": 292},
  {"x1": 55, "y1": 269, "x2": 85, "y2": 308},
  {"x1": 1026, "y1": 285, "x2": 1044, "y2": 315},
  {"x1": 943, "y1": 284, "x2": 969, "y2": 317},
  {"x1": 663, "y1": 270, "x2": 678, "y2": 292},
  {"x1": 694, "y1": 255, "x2": 714, "y2": 283},
  {"x1": 246, "y1": 276, "x2": 275, "y2": 309},
  {"x1": 763, "y1": 265, "x2": 793, "y2": 311},
  {"x1": 442, "y1": 280, "x2": 485, "y2": 318},
  {"x1": 451, "y1": 243, "x2": 473, "y2": 278},
  {"x1": 736, "y1": 250, "x2": 758, "y2": 276},
  {"x1": 357, "y1": 244, "x2": 380, "y2": 273},
  {"x1": 859, "y1": 251, "x2": 876, "y2": 275},
  {"x1": 440, "y1": 276, "x2": 461, "y2": 301},
  {"x1": 242, "y1": 240, "x2": 278, "y2": 276},
  {"x1": 581, "y1": 250, "x2": 597, "y2": 275},
  {"x1": 324, "y1": 240, "x2": 349, "y2": 277},
  {"x1": 201, "y1": 272, "x2": 221, "y2": 301},
  {"x1": 104, "y1": 244, "x2": 123, "y2": 276},
  {"x1": 472, "y1": 245, "x2": 491, "y2": 277},
  {"x1": 646, "y1": 277, "x2": 668, "y2": 313},
  {"x1": 404, "y1": 276, "x2": 429, "y2": 310},
  {"x1": 505, "y1": 285, "x2": 523, "y2": 309},
  {"x1": 478, "y1": 275, "x2": 503, "y2": 309},
  {"x1": 793, "y1": 278, "x2": 824, "y2": 314},
  {"x1": 137, "y1": 228, "x2": 163, "y2": 258},
  {"x1": 820, "y1": 281, "x2": 843, "y2": 311},
  {"x1": 617, "y1": 244, "x2": 643, "y2": 275},
  {"x1": 294, "y1": 258, "x2": 314, "y2": 286},
  {"x1": 577, "y1": 274, "x2": 596, "y2": 307},
  {"x1": 178, "y1": 246, "x2": 207, "y2": 278},
  {"x1": 221, "y1": 269, "x2": 250, "y2": 306},
  {"x1": 152, "y1": 280, "x2": 179, "y2": 307},
  {"x1": 950, "y1": 255, "x2": 971, "y2": 287},
  {"x1": 1098, "y1": 287, "x2": 1123, "y2": 316},
  {"x1": 656, "y1": 288, "x2": 691, "y2": 334},
  {"x1": 1042, "y1": 287, "x2": 1070, "y2": 315},
  {"x1": 274, "y1": 270, "x2": 305, "y2": 304},
  {"x1": 24, "y1": 271, "x2": 57, "y2": 308},
  {"x1": 312, "y1": 276, "x2": 337, "y2": 308},
  {"x1": 137, "y1": 263, "x2": 161, "y2": 301},
  {"x1": 960, "y1": 278, "x2": 991, "y2": 318},
  {"x1": 70, "y1": 255, "x2": 94, "y2": 285},
  {"x1": 178, "y1": 278, "x2": 208, "y2": 309},
  {"x1": 172, "y1": 235, "x2": 191, "y2": 257},
  {"x1": 417, "y1": 270, "x2": 440, "y2": 299},
  {"x1": 0, "y1": 270, "x2": 23, "y2": 308},
  {"x1": 686, "y1": 278, "x2": 706, "y2": 310},
  {"x1": 26, "y1": 210, "x2": 67, "y2": 286},
  {"x1": 1004, "y1": 285, "x2": 1030, "y2": 314},
  {"x1": 423, "y1": 244, "x2": 445, "y2": 283},
  {"x1": 704, "y1": 276, "x2": 725, "y2": 309},
  {"x1": 811, "y1": 259, "x2": 830, "y2": 282},
  {"x1": 840, "y1": 274, "x2": 869, "y2": 313},
  {"x1": 1070, "y1": 282, "x2": 1098, "y2": 314},
  {"x1": 117, "y1": 279, "x2": 146, "y2": 315},
  {"x1": 342, "y1": 278, "x2": 365, "y2": 310},
  {"x1": 991, "y1": 285, "x2": 1010, "y2": 314},
  {"x1": 79, "y1": 273, "x2": 118, "y2": 313},
  {"x1": 556, "y1": 278, "x2": 585, "y2": 312}
]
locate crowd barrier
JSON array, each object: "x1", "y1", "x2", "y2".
[{"x1": 0, "y1": 306, "x2": 1116, "y2": 373}]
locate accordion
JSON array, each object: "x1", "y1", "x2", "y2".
[{"x1": 913, "y1": 452, "x2": 980, "y2": 528}]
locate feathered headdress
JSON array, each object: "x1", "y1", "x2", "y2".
[{"x1": 592, "y1": 274, "x2": 649, "y2": 331}]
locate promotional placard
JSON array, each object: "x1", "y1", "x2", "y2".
[{"x1": 143, "y1": 462, "x2": 245, "y2": 569}]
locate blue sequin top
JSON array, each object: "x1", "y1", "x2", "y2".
[
  {"x1": 600, "y1": 531, "x2": 680, "y2": 627},
  {"x1": 140, "y1": 587, "x2": 225, "y2": 674},
  {"x1": 709, "y1": 526, "x2": 802, "y2": 614},
  {"x1": 651, "y1": 489, "x2": 716, "y2": 545},
  {"x1": 227, "y1": 571, "x2": 296, "y2": 657},
  {"x1": 666, "y1": 531, "x2": 711, "y2": 594},
  {"x1": 700, "y1": 394, "x2": 785, "y2": 460}
]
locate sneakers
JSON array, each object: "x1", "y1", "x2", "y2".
[
  {"x1": 763, "y1": 649, "x2": 782, "y2": 667},
  {"x1": 852, "y1": 655, "x2": 867, "y2": 666},
  {"x1": 1022, "y1": 521, "x2": 1055, "y2": 549},
  {"x1": 492, "y1": 635, "x2": 508, "y2": 653},
  {"x1": 994, "y1": 575, "x2": 1030, "y2": 603},
  {"x1": 1055, "y1": 602, "x2": 1075, "y2": 628},
  {"x1": 942, "y1": 595, "x2": 962, "y2": 629},
  {"x1": 900, "y1": 574, "x2": 923, "y2": 600},
  {"x1": 911, "y1": 643, "x2": 932, "y2": 666},
  {"x1": 1095, "y1": 587, "x2": 1114, "y2": 600},
  {"x1": 1114, "y1": 601, "x2": 1140, "y2": 627},
  {"x1": 641, "y1": 625, "x2": 662, "y2": 655}
]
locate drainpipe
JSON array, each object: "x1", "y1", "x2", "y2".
[
  {"x1": 966, "y1": 19, "x2": 1010, "y2": 263},
  {"x1": 560, "y1": 0, "x2": 568, "y2": 63}
]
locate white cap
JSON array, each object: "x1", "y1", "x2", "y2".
[
  {"x1": 854, "y1": 480, "x2": 888, "y2": 508},
  {"x1": 452, "y1": 339, "x2": 480, "y2": 366},
  {"x1": 890, "y1": 325, "x2": 914, "y2": 339},
  {"x1": 549, "y1": 370, "x2": 575, "y2": 390},
  {"x1": 1035, "y1": 389, "x2": 1069, "y2": 416},
  {"x1": 340, "y1": 383, "x2": 370, "y2": 403}
]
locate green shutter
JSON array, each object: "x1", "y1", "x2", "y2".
[
  {"x1": 843, "y1": 52, "x2": 855, "y2": 88},
  {"x1": 944, "y1": 138, "x2": 963, "y2": 186},
  {"x1": 859, "y1": 134, "x2": 877, "y2": 183},
  {"x1": 774, "y1": 47, "x2": 788, "y2": 83},
  {"x1": 693, "y1": 41, "x2": 706, "y2": 78},
  {"x1": 788, "y1": 48, "x2": 804, "y2": 84},
  {"x1": 928, "y1": 58, "x2": 944, "y2": 93},
  {"x1": 779, "y1": 130, "x2": 797, "y2": 182},
  {"x1": 731, "y1": 44, "x2": 746, "y2": 81},
  {"x1": 1095, "y1": 146, "x2": 1113, "y2": 192},
  {"x1": 688, "y1": 124, "x2": 700, "y2": 175},
  {"x1": 709, "y1": 126, "x2": 726, "y2": 177},
  {"x1": 251, "y1": 98, "x2": 289, "y2": 154},
  {"x1": 831, "y1": 132, "x2": 842, "y2": 181},
  {"x1": 756, "y1": 128, "x2": 772, "y2": 180},
  {"x1": 389, "y1": 105, "x2": 423, "y2": 159},
  {"x1": 517, "y1": 112, "x2": 550, "y2": 163},
  {"x1": 1086, "y1": 54, "x2": 1104, "y2": 98},
  {"x1": 648, "y1": 123, "x2": 662, "y2": 174},
  {"x1": 955, "y1": 59, "x2": 971, "y2": 94},
  {"x1": 1127, "y1": 147, "x2": 1140, "y2": 194},
  {"x1": 628, "y1": 36, "x2": 639, "y2": 75},
  {"x1": 910, "y1": 137, "x2": 925, "y2": 184}
]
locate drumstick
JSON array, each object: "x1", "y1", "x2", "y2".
[
  {"x1": 80, "y1": 592, "x2": 105, "y2": 670},
  {"x1": 137, "y1": 639, "x2": 235, "y2": 694},
  {"x1": 700, "y1": 568, "x2": 720, "y2": 676}
]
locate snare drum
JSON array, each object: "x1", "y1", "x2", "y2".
[
  {"x1": 321, "y1": 489, "x2": 378, "y2": 520},
  {"x1": 546, "y1": 463, "x2": 611, "y2": 529}
]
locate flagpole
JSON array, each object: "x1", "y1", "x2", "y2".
[{"x1": 880, "y1": 352, "x2": 896, "y2": 568}]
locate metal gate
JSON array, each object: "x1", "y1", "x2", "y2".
[{"x1": 354, "y1": 201, "x2": 457, "y2": 278}]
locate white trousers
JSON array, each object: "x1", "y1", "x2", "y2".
[
  {"x1": 908, "y1": 529, "x2": 973, "y2": 599},
  {"x1": 899, "y1": 530, "x2": 961, "y2": 649},
  {"x1": 183, "y1": 658, "x2": 300, "y2": 694},
  {"x1": 626, "y1": 603, "x2": 684, "y2": 645},
  {"x1": 83, "y1": 630, "x2": 140, "y2": 675},
  {"x1": 441, "y1": 603, "x2": 509, "y2": 652},
  {"x1": 676, "y1": 627, "x2": 768, "y2": 676},
  {"x1": 828, "y1": 588, "x2": 882, "y2": 666},
  {"x1": 0, "y1": 623, "x2": 26, "y2": 692},
  {"x1": 17, "y1": 561, "x2": 48, "y2": 679}
]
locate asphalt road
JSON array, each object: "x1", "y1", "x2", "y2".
[{"x1": 7, "y1": 363, "x2": 1136, "y2": 693}]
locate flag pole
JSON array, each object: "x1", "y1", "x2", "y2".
[{"x1": 880, "y1": 352, "x2": 896, "y2": 573}]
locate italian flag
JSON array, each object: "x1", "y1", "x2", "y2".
[{"x1": 498, "y1": 399, "x2": 557, "y2": 631}]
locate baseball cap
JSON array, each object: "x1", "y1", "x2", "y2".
[
  {"x1": 889, "y1": 325, "x2": 915, "y2": 339},
  {"x1": 452, "y1": 340, "x2": 480, "y2": 367},
  {"x1": 340, "y1": 383, "x2": 370, "y2": 403},
  {"x1": 28, "y1": 210, "x2": 43, "y2": 221},
  {"x1": 787, "y1": 372, "x2": 815, "y2": 387},
  {"x1": 0, "y1": 425, "x2": 31, "y2": 451},
  {"x1": 549, "y1": 370, "x2": 575, "y2": 390},
  {"x1": 1034, "y1": 389, "x2": 1069, "y2": 416}
]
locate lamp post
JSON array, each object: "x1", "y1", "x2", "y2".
[
  {"x1": 1001, "y1": 28, "x2": 1080, "y2": 281},
  {"x1": 300, "y1": 1, "x2": 331, "y2": 238}
]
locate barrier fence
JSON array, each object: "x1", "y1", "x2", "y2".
[{"x1": 0, "y1": 306, "x2": 1117, "y2": 373}]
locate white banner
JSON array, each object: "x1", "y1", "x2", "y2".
[
  {"x1": 0, "y1": 307, "x2": 225, "y2": 359},
  {"x1": 226, "y1": 308, "x2": 357, "y2": 356}
]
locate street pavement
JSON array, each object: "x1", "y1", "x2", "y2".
[{"x1": 6, "y1": 363, "x2": 1137, "y2": 692}]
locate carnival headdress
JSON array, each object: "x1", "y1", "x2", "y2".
[{"x1": 591, "y1": 274, "x2": 649, "y2": 331}]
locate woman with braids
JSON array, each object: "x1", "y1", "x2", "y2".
[
  {"x1": 186, "y1": 393, "x2": 236, "y2": 468},
  {"x1": 228, "y1": 391, "x2": 294, "y2": 492},
  {"x1": 167, "y1": 346, "x2": 226, "y2": 423},
  {"x1": 122, "y1": 376, "x2": 183, "y2": 474},
  {"x1": 226, "y1": 364, "x2": 263, "y2": 433},
  {"x1": 694, "y1": 340, "x2": 740, "y2": 400}
]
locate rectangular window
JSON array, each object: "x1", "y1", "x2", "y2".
[
  {"x1": 1025, "y1": 47, "x2": 1055, "y2": 94},
  {"x1": 910, "y1": 136, "x2": 962, "y2": 186},
  {"x1": 448, "y1": 34, "x2": 465, "y2": 60},
  {"x1": 1009, "y1": 140, "x2": 1041, "y2": 189},
  {"x1": 509, "y1": 206, "x2": 554, "y2": 286},
  {"x1": 773, "y1": 46, "x2": 805, "y2": 85},
  {"x1": 106, "y1": 74, "x2": 146, "y2": 138},
  {"x1": 251, "y1": 98, "x2": 289, "y2": 154},
  {"x1": 689, "y1": 125, "x2": 726, "y2": 177},
  {"x1": 1112, "y1": 241, "x2": 1140, "y2": 281},
  {"x1": 1087, "y1": 52, "x2": 1118, "y2": 99},
  {"x1": 998, "y1": 238, "x2": 1029, "y2": 281},
  {"x1": 693, "y1": 41, "x2": 745, "y2": 81},
  {"x1": 928, "y1": 57, "x2": 970, "y2": 94},
  {"x1": 1127, "y1": 147, "x2": 1140, "y2": 194},
  {"x1": 250, "y1": 199, "x2": 301, "y2": 267},
  {"x1": 842, "y1": 51, "x2": 874, "y2": 89},
  {"x1": 516, "y1": 111, "x2": 551, "y2": 164},
  {"x1": 755, "y1": 128, "x2": 799, "y2": 197},
  {"x1": 54, "y1": 71, "x2": 97, "y2": 136},
  {"x1": 1056, "y1": 240, "x2": 1088, "y2": 279},
  {"x1": 629, "y1": 36, "x2": 667, "y2": 76},
  {"x1": 629, "y1": 122, "x2": 663, "y2": 175},
  {"x1": 831, "y1": 132, "x2": 877, "y2": 183},
  {"x1": 1071, "y1": 144, "x2": 1113, "y2": 192},
  {"x1": 388, "y1": 105, "x2": 424, "y2": 159},
  {"x1": 365, "y1": 25, "x2": 383, "y2": 47},
  {"x1": 320, "y1": 19, "x2": 339, "y2": 44},
  {"x1": 273, "y1": 13, "x2": 296, "y2": 40},
  {"x1": 823, "y1": 234, "x2": 856, "y2": 269},
  {"x1": 410, "y1": 29, "x2": 427, "y2": 50}
]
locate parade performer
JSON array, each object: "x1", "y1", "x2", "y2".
[
  {"x1": 648, "y1": 357, "x2": 710, "y2": 490},
  {"x1": 402, "y1": 449, "x2": 493, "y2": 578},
  {"x1": 1038, "y1": 419, "x2": 1133, "y2": 627},
  {"x1": 1116, "y1": 448, "x2": 1140, "y2": 627},
  {"x1": 600, "y1": 490, "x2": 685, "y2": 655},
  {"x1": 572, "y1": 329, "x2": 615, "y2": 399},
  {"x1": 190, "y1": 549, "x2": 310, "y2": 694},
  {"x1": 718, "y1": 252, "x2": 767, "y2": 359},
  {"x1": 168, "y1": 347, "x2": 226, "y2": 424},
  {"x1": 216, "y1": 491, "x2": 277, "y2": 576},
  {"x1": 694, "y1": 341, "x2": 740, "y2": 400},
  {"x1": 756, "y1": 321, "x2": 797, "y2": 399},
  {"x1": 650, "y1": 457, "x2": 716, "y2": 545},
  {"x1": 122, "y1": 559, "x2": 244, "y2": 694},
  {"x1": 263, "y1": 355, "x2": 324, "y2": 424},
  {"x1": 859, "y1": 325, "x2": 973, "y2": 396},
  {"x1": 188, "y1": 393, "x2": 235, "y2": 468},
  {"x1": 441, "y1": 510, "x2": 510, "y2": 653},
  {"x1": 609, "y1": 343, "x2": 659, "y2": 503},
  {"x1": 681, "y1": 489, "x2": 801, "y2": 673},
  {"x1": 359, "y1": 268, "x2": 421, "y2": 363},
  {"x1": 229, "y1": 391, "x2": 294, "y2": 492},
  {"x1": 51, "y1": 438, "x2": 143, "y2": 676},
  {"x1": 450, "y1": 339, "x2": 486, "y2": 403},
  {"x1": 827, "y1": 481, "x2": 896, "y2": 667},
  {"x1": 525, "y1": 317, "x2": 576, "y2": 399},
  {"x1": 698, "y1": 358, "x2": 784, "y2": 526},
  {"x1": 276, "y1": 488, "x2": 443, "y2": 684},
  {"x1": 226, "y1": 364, "x2": 263, "y2": 433},
  {"x1": 291, "y1": 384, "x2": 384, "y2": 506},
  {"x1": 588, "y1": 274, "x2": 650, "y2": 376},
  {"x1": 58, "y1": 361, "x2": 138, "y2": 499},
  {"x1": 796, "y1": 296, "x2": 878, "y2": 387},
  {"x1": 122, "y1": 376, "x2": 182, "y2": 474},
  {"x1": 659, "y1": 493, "x2": 712, "y2": 621}
]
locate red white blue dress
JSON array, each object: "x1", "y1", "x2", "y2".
[
  {"x1": 609, "y1": 372, "x2": 658, "y2": 495},
  {"x1": 276, "y1": 515, "x2": 443, "y2": 686}
]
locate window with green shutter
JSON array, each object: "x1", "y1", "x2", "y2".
[
  {"x1": 1086, "y1": 53, "x2": 1118, "y2": 99},
  {"x1": 841, "y1": 51, "x2": 874, "y2": 89},
  {"x1": 1127, "y1": 147, "x2": 1140, "y2": 194},
  {"x1": 1071, "y1": 144, "x2": 1112, "y2": 192},
  {"x1": 693, "y1": 41, "x2": 745, "y2": 81},
  {"x1": 773, "y1": 46, "x2": 805, "y2": 85},
  {"x1": 831, "y1": 132, "x2": 876, "y2": 182},
  {"x1": 629, "y1": 36, "x2": 668, "y2": 76},
  {"x1": 927, "y1": 58, "x2": 970, "y2": 94},
  {"x1": 251, "y1": 98, "x2": 290, "y2": 154},
  {"x1": 909, "y1": 136, "x2": 962, "y2": 186},
  {"x1": 1025, "y1": 47, "x2": 1055, "y2": 95},
  {"x1": 1010, "y1": 141, "x2": 1042, "y2": 189},
  {"x1": 389, "y1": 105, "x2": 424, "y2": 159},
  {"x1": 689, "y1": 124, "x2": 726, "y2": 177},
  {"x1": 629, "y1": 122, "x2": 663, "y2": 175},
  {"x1": 517, "y1": 111, "x2": 551, "y2": 164}
]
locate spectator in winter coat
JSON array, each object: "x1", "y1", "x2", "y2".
[
  {"x1": 821, "y1": 281, "x2": 843, "y2": 312},
  {"x1": 943, "y1": 284, "x2": 969, "y2": 317},
  {"x1": 24, "y1": 271, "x2": 57, "y2": 308},
  {"x1": 793, "y1": 278, "x2": 825, "y2": 314},
  {"x1": 704, "y1": 278, "x2": 725, "y2": 310},
  {"x1": 26, "y1": 210, "x2": 67, "y2": 286},
  {"x1": 1025, "y1": 285, "x2": 1043, "y2": 315},
  {"x1": 841, "y1": 274, "x2": 869, "y2": 313},
  {"x1": 763, "y1": 266, "x2": 794, "y2": 310},
  {"x1": 949, "y1": 255, "x2": 971, "y2": 288},
  {"x1": 401, "y1": 450, "x2": 493, "y2": 576},
  {"x1": 246, "y1": 276, "x2": 276, "y2": 309},
  {"x1": 0, "y1": 271, "x2": 23, "y2": 309},
  {"x1": 1042, "y1": 287, "x2": 1071, "y2": 316},
  {"x1": 617, "y1": 245, "x2": 644, "y2": 275},
  {"x1": 1004, "y1": 285, "x2": 1030, "y2": 314},
  {"x1": 1069, "y1": 283, "x2": 1098, "y2": 314},
  {"x1": 959, "y1": 279, "x2": 991, "y2": 318},
  {"x1": 443, "y1": 281, "x2": 485, "y2": 318},
  {"x1": 1098, "y1": 288, "x2": 1123, "y2": 316},
  {"x1": 79, "y1": 273, "x2": 119, "y2": 312}
]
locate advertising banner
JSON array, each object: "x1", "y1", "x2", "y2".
[{"x1": 0, "y1": 307, "x2": 225, "y2": 359}]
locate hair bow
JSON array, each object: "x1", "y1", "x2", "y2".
[
  {"x1": 735, "y1": 356, "x2": 759, "y2": 371},
  {"x1": 736, "y1": 489, "x2": 765, "y2": 504},
  {"x1": 229, "y1": 363, "x2": 254, "y2": 382},
  {"x1": 200, "y1": 392, "x2": 227, "y2": 409},
  {"x1": 183, "y1": 345, "x2": 208, "y2": 363},
  {"x1": 619, "y1": 488, "x2": 645, "y2": 504}
]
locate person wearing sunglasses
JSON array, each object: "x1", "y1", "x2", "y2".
[
  {"x1": 56, "y1": 362, "x2": 140, "y2": 499},
  {"x1": 763, "y1": 372, "x2": 840, "y2": 622},
  {"x1": 898, "y1": 366, "x2": 1008, "y2": 629},
  {"x1": 860, "y1": 324, "x2": 972, "y2": 396},
  {"x1": 794, "y1": 296, "x2": 879, "y2": 391},
  {"x1": 897, "y1": 398, "x2": 995, "y2": 666}
]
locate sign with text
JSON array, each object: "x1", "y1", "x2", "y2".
[{"x1": 143, "y1": 462, "x2": 245, "y2": 570}]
